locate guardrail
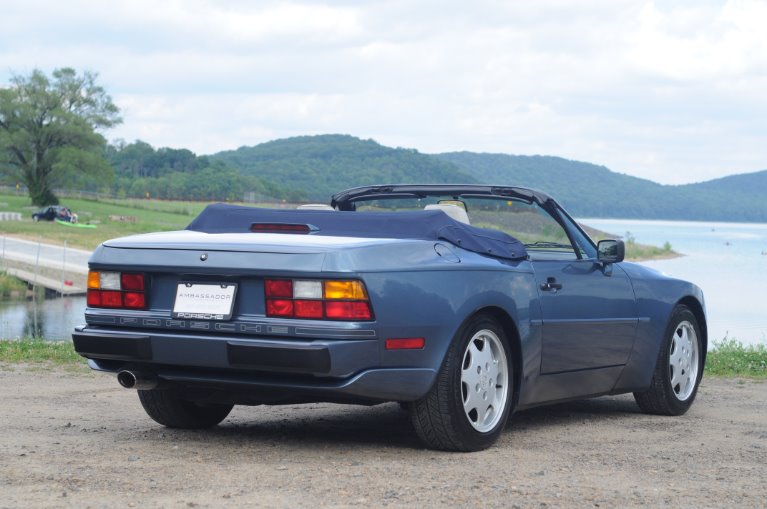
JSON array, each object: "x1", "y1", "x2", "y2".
[{"x1": 1, "y1": 236, "x2": 87, "y2": 296}]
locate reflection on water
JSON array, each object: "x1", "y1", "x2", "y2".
[
  {"x1": 582, "y1": 219, "x2": 767, "y2": 346},
  {"x1": 0, "y1": 296, "x2": 86, "y2": 341}
]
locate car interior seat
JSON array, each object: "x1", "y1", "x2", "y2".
[
  {"x1": 424, "y1": 204, "x2": 470, "y2": 224},
  {"x1": 297, "y1": 204, "x2": 335, "y2": 210}
]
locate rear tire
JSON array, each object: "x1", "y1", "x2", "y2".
[
  {"x1": 634, "y1": 305, "x2": 703, "y2": 415},
  {"x1": 138, "y1": 388, "x2": 233, "y2": 429},
  {"x1": 410, "y1": 314, "x2": 513, "y2": 451}
]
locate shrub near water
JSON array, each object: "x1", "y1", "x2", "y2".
[
  {"x1": 706, "y1": 339, "x2": 767, "y2": 378},
  {"x1": 0, "y1": 271, "x2": 27, "y2": 297}
]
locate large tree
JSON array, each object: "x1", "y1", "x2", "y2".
[{"x1": 0, "y1": 68, "x2": 121, "y2": 205}]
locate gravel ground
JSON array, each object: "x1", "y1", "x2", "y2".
[{"x1": 0, "y1": 365, "x2": 765, "y2": 509}]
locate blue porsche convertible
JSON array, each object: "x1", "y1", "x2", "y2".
[{"x1": 73, "y1": 184, "x2": 706, "y2": 451}]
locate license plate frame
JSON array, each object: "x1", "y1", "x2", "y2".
[{"x1": 172, "y1": 282, "x2": 237, "y2": 321}]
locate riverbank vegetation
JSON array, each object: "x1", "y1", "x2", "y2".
[
  {"x1": 623, "y1": 232, "x2": 676, "y2": 261},
  {"x1": 581, "y1": 226, "x2": 679, "y2": 261},
  {"x1": 0, "y1": 270, "x2": 27, "y2": 298},
  {"x1": 1, "y1": 338, "x2": 764, "y2": 378},
  {"x1": 705, "y1": 339, "x2": 767, "y2": 378}
]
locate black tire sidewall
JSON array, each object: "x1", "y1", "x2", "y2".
[
  {"x1": 660, "y1": 307, "x2": 704, "y2": 414},
  {"x1": 137, "y1": 387, "x2": 233, "y2": 428},
  {"x1": 445, "y1": 314, "x2": 513, "y2": 450}
]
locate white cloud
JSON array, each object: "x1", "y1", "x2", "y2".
[{"x1": 2, "y1": 0, "x2": 766, "y2": 184}]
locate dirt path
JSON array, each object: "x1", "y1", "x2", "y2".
[{"x1": 1, "y1": 366, "x2": 765, "y2": 508}]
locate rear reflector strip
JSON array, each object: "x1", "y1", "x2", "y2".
[{"x1": 385, "y1": 338, "x2": 426, "y2": 350}]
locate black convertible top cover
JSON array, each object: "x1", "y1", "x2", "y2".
[{"x1": 187, "y1": 203, "x2": 527, "y2": 261}]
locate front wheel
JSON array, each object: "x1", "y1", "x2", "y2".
[
  {"x1": 410, "y1": 314, "x2": 513, "y2": 451},
  {"x1": 634, "y1": 305, "x2": 703, "y2": 415},
  {"x1": 138, "y1": 387, "x2": 233, "y2": 429}
]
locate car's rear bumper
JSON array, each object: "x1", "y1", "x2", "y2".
[{"x1": 72, "y1": 326, "x2": 436, "y2": 402}]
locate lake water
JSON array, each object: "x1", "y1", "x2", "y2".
[
  {"x1": 1, "y1": 219, "x2": 765, "y2": 347},
  {"x1": 0, "y1": 295, "x2": 86, "y2": 341}
]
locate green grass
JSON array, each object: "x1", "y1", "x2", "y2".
[
  {"x1": 0, "y1": 193, "x2": 210, "y2": 250},
  {"x1": 0, "y1": 338, "x2": 83, "y2": 365},
  {"x1": 624, "y1": 242, "x2": 677, "y2": 261},
  {"x1": 623, "y1": 236, "x2": 676, "y2": 261},
  {"x1": 705, "y1": 338, "x2": 767, "y2": 378},
  {"x1": 0, "y1": 270, "x2": 28, "y2": 297}
]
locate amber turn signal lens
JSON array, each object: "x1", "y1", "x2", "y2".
[
  {"x1": 87, "y1": 271, "x2": 100, "y2": 289},
  {"x1": 324, "y1": 280, "x2": 367, "y2": 300}
]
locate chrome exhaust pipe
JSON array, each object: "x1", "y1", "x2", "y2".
[{"x1": 117, "y1": 370, "x2": 158, "y2": 390}]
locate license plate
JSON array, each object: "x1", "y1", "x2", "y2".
[{"x1": 172, "y1": 283, "x2": 237, "y2": 320}]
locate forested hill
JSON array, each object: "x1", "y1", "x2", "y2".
[
  {"x1": 209, "y1": 135, "x2": 766, "y2": 221},
  {"x1": 436, "y1": 152, "x2": 767, "y2": 221},
  {"x1": 434, "y1": 152, "x2": 665, "y2": 218},
  {"x1": 210, "y1": 135, "x2": 476, "y2": 200}
]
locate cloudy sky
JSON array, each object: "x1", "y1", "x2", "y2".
[{"x1": 2, "y1": 0, "x2": 765, "y2": 184}]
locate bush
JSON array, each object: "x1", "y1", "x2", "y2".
[{"x1": 706, "y1": 338, "x2": 767, "y2": 378}]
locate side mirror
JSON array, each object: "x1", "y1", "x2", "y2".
[{"x1": 597, "y1": 239, "x2": 625, "y2": 263}]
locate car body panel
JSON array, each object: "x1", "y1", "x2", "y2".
[
  {"x1": 533, "y1": 259, "x2": 638, "y2": 373},
  {"x1": 74, "y1": 185, "x2": 706, "y2": 418}
]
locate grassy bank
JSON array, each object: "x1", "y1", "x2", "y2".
[
  {"x1": 0, "y1": 270, "x2": 28, "y2": 297},
  {"x1": 705, "y1": 339, "x2": 767, "y2": 378},
  {"x1": 0, "y1": 193, "x2": 207, "y2": 251},
  {"x1": 1, "y1": 338, "x2": 764, "y2": 378},
  {"x1": 0, "y1": 338, "x2": 82, "y2": 365},
  {"x1": 581, "y1": 225, "x2": 679, "y2": 261}
]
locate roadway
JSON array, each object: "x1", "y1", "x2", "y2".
[{"x1": 1, "y1": 236, "x2": 91, "y2": 294}]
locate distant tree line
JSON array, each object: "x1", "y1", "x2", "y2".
[{"x1": 104, "y1": 140, "x2": 305, "y2": 202}]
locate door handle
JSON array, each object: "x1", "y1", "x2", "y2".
[{"x1": 540, "y1": 277, "x2": 563, "y2": 291}]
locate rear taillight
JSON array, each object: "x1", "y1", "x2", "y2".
[
  {"x1": 87, "y1": 271, "x2": 147, "y2": 310},
  {"x1": 264, "y1": 279, "x2": 373, "y2": 321}
]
